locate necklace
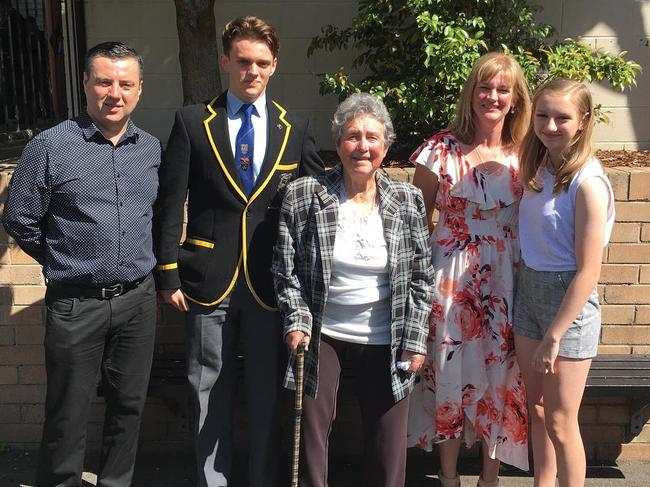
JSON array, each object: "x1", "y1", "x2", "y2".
[{"x1": 473, "y1": 144, "x2": 504, "y2": 174}]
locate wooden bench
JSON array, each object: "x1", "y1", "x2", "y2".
[
  {"x1": 141, "y1": 353, "x2": 650, "y2": 440},
  {"x1": 585, "y1": 354, "x2": 650, "y2": 438}
]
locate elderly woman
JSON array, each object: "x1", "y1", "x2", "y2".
[{"x1": 272, "y1": 93, "x2": 433, "y2": 487}]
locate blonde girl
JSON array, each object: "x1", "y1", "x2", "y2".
[{"x1": 514, "y1": 78, "x2": 615, "y2": 487}]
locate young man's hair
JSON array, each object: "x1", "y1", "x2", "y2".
[
  {"x1": 84, "y1": 42, "x2": 144, "y2": 78},
  {"x1": 222, "y1": 16, "x2": 280, "y2": 58}
]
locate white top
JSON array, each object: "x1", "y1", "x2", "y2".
[
  {"x1": 226, "y1": 91, "x2": 268, "y2": 182},
  {"x1": 321, "y1": 190, "x2": 392, "y2": 345},
  {"x1": 519, "y1": 157, "x2": 615, "y2": 271}
]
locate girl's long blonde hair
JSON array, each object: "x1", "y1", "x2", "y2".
[
  {"x1": 449, "y1": 52, "x2": 531, "y2": 152},
  {"x1": 519, "y1": 78, "x2": 595, "y2": 193}
]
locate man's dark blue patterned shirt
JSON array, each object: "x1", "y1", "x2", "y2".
[{"x1": 2, "y1": 113, "x2": 161, "y2": 285}]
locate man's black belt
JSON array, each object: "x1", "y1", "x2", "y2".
[{"x1": 47, "y1": 275, "x2": 148, "y2": 299}]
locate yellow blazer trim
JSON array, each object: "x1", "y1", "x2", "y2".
[
  {"x1": 203, "y1": 98, "x2": 248, "y2": 203},
  {"x1": 200, "y1": 99, "x2": 293, "y2": 311},
  {"x1": 241, "y1": 208, "x2": 278, "y2": 312},
  {"x1": 156, "y1": 262, "x2": 178, "y2": 271},
  {"x1": 186, "y1": 237, "x2": 215, "y2": 249},
  {"x1": 276, "y1": 163, "x2": 298, "y2": 170},
  {"x1": 184, "y1": 253, "x2": 243, "y2": 307},
  {"x1": 239, "y1": 100, "x2": 292, "y2": 312}
]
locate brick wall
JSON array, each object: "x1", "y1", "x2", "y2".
[{"x1": 1, "y1": 164, "x2": 650, "y2": 462}]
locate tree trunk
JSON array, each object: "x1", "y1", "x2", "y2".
[{"x1": 174, "y1": 0, "x2": 222, "y2": 105}]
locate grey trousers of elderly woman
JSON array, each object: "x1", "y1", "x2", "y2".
[{"x1": 299, "y1": 334, "x2": 410, "y2": 487}]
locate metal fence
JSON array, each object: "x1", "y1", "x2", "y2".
[{"x1": 0, "y1": 0, "x2": 55, "y2": 137}]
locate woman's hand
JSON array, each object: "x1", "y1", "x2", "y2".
[
  {"x1": 532, "y1": 335, "x2": 560, "y2": 374},
  {"x1": 400, "y1": 351, "x2": 426, "y2": 374},
  {"x1": 285, "y1": 330, "x2": 310, "y2": 353}
]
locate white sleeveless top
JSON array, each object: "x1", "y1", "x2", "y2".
[
  {"x1": 321, "y1": 190, "x2": 392, "y2": 345},
  {"x1": 519, "y1": 157, "x2": 615, "y2": 271}
]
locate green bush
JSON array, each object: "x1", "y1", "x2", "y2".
[{"x1": 309, "y1": 0, "x2": 641, "y2": 153}]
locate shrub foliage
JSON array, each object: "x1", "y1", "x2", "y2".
[{"x1": 309, "y1": 0, "x2": 641, "y2": 152}]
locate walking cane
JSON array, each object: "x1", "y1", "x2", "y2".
[{"x1": 290, "y1": 340, "x2": 307, "y2": 487}]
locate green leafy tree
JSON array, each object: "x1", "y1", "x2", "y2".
[{"x1": 309, "y1": 0, "x2": 641, "y2": 152}]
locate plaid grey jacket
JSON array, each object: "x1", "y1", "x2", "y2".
[{"x1": 271, "y1": 165, "x2": 434, "y2": 402}]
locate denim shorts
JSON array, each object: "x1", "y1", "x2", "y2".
[{"x1": 513, "y1": 261, "x2": 600, "y2": 359}]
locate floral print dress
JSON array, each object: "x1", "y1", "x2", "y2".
[{"x1": 407, "y1": 132, "x2": 529, "y2": 470}]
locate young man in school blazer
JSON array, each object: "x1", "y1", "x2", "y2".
[{"x1": 152, "y1": 15, "x2": 323, "y2": 487}]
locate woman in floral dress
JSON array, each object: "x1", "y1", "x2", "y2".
[{"x1": 407, "y1": 52, "x2": 531, "y2": 486}]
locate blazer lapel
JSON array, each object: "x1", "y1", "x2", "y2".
[
  {"x1": 314, "y1": 166, "x2": 342, "y2": 295},
  {"x1": 203, "y1": 93, "x2": 247, "y2": 202},
  {"x1": 377, "y1": 171, "x2": 403, "y2": 281}
]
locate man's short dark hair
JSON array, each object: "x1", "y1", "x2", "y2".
[
  {"x1": 84, "y1": 41, "x2": 144, "y2": 78},
  {"x1": 222, "y1": 16, "x2": 280, "y2": 58}
]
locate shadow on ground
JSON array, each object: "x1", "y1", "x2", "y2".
[{"x1": 1, "y1": 448, "x2": 647, "y2": 487}]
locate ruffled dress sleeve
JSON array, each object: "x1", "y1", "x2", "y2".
[{"x1": 409, "y1": 131, "x2": 457, "y2": 178}]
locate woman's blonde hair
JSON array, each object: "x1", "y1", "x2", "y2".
[
  {"x1": 519, "y1": 78, "x2": 594, "y2": 193},
  {"x1": 449, "y1": 52, "x2": 531, "y2": 151}
]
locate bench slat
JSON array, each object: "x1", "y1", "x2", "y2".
[
  {"x1": 589, "y1": 369, "x2": 650, "y2": 377},
  {"x1": 591, "y1": 355, "x2": 650, "y2": 362},
  {"x1": 587, "y1": 378, "x2": 650, "y2": 386},
  {"x1": 590, "y1": 363, "x2": 650, "y2": 370}
]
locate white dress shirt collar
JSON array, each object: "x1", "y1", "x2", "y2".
[{"x1": 226, "y1": 91, "x2": 267, "y2": 117}]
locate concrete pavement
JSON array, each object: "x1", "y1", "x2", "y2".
[{"x1": 2, "y1": 449, "x2": 649, "y2": 486}]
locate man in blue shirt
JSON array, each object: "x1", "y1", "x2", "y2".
[{"x1": 3, "y1": 42, "x2": 160, "y2": 487}]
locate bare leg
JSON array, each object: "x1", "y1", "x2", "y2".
[
  {"x1": 480, "y1": 440, "x2": 500, "y2": 482},
  {"x1": 515, "y1": 334, "x2": 557, "y2": 487},
  {"x1": 439, "y1": 438, "x2": 462, "y2": 479},
  {"x1": 542, "y1": 357, "x2": 591, "y2": 487}
]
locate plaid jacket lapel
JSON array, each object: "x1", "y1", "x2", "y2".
[
  {"x1": 377, "y1": 171, "x2": 403, "y2": 282},
  {"x1": 313, "y1": 167, "x2": 342, "y2": 296}
]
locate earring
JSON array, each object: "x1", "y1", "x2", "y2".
[{"x1": 510, "y1": 106, "x2": 516, "y2": 114}]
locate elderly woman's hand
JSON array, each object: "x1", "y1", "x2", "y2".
[
  {"x1": 400, "y1": 351, "x2": 426, "y2": 374},
  {"x1": 285, "y1": 330, "x2": 311, "y2": 353}
]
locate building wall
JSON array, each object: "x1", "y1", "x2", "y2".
[
  {"x1": 537, "y1": 0, "x2": 650, "y2": 150},
  {"x1": 83, "y1": 0, "x2": 359, "y2": 151},
  {"x1": 82, "y1": 0, "x2": 650, "y2": 150}
]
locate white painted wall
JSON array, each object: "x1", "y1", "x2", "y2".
[
  {"x1": 537, "y1": 0, "x2": 650, "y2": 149},
  {"x1": 84, "y1": 0, "x2": 650, "y2": 150},
  {"x1": 84, "y1": 0, "x2": 358, "y2": 149}
]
